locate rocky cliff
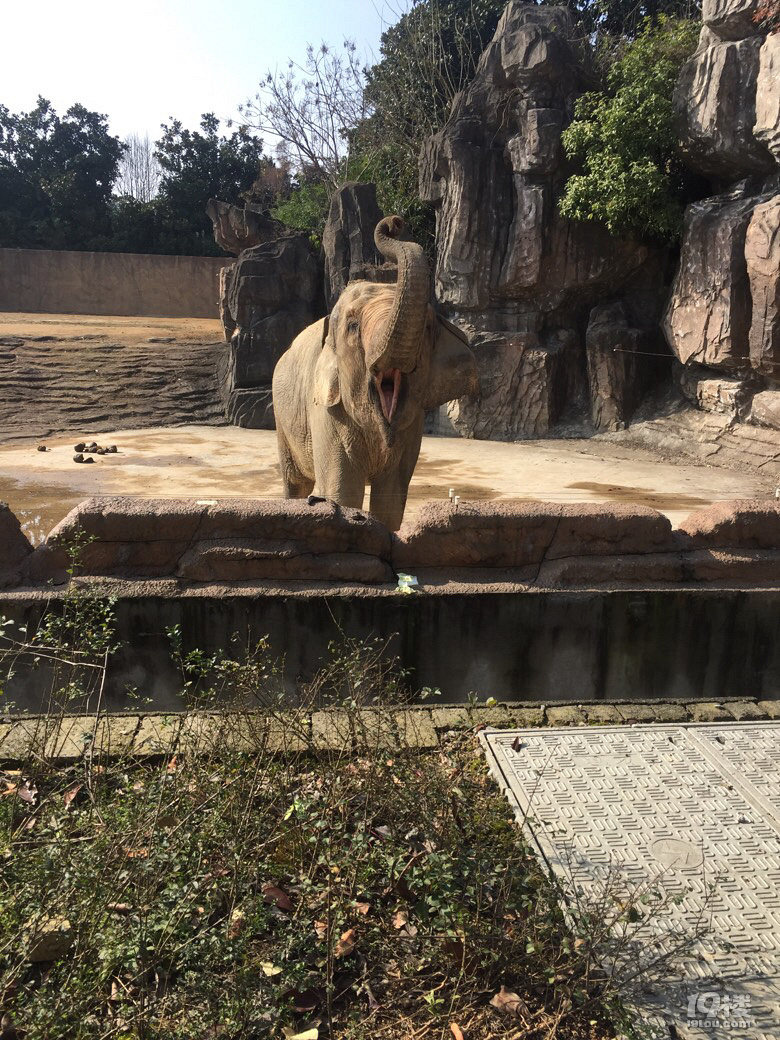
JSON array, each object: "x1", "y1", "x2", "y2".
[
  {"x1": 420, "y1": 3, "x2": 671, "y2": 439},
  {"x1": 664, "y1": 0, "x2": 780, "y2": 433}
]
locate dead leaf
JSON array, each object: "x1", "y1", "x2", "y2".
[
  {"x1": 392, "y1": 910, "x2": 408, "y2": 930},
  {"x1": 17, "y1": 781, "x2": 37, "y2": 805},
  {"x1": 260, "y1": 961, "x2": 283, "y2": 977},
  {"x1": 166, "y1": 755, "x2": 179, "y2": 773},
  {"x1": 106, "y1": 902, "x2": 132, "y2": 915},
  {"x1": 0, "y1": 783, "x2": 18, "y2": 798},
  {"x1": 355, "y1": 901, "x2": 370, "y2": 915},
  {"x1": 63, "y1": 782, "x2": 83, "y2": 808},
  {"x1": 365, "y1": 981, "x2": 381, "y2": 1011},
  {"x1": 490, "y1": 986, "x2": 528, "y2": 1019},
  {"x1": 450, "y1": 1024, "x2": 465, "y2": 1040},
  {"x1": 282, "y1": 1026, "x2": 319, "y2": 1040},
  {"x1": 262, "y1": 883, "x2": 292, "y2": 911},
  {"x1": 123, "y1": 847, "x2": 149, "y2": 859},
  {"x1": 228, "y1": 909, "x2": 245, "y2": 939},
  {"x1": 511, "y1": 736, "x2": 525, "y2": 752},
  {"x1": 334, "y1": 927, "x2": 356, "y2": 958},
  {"x1": 314, "y1": 920, "x2": 327, "y2": 940}
]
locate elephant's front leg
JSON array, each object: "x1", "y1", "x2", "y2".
[
  {"x1": 313, "y1": 438, "x2": 366, "y2": 511},
  {"x1": 369, "y1": 418, "x2": 423, "y2": 531}
]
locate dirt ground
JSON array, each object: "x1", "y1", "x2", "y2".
[
  {"x1": 0, "y1": 312, "x2": 223, "y2": 344},
  {"x1": 0, "y1": 312, "x2": 773, "y2": 542},
  {"x1": 2, "y1": 424, "x2": 771, "y2": 544}
]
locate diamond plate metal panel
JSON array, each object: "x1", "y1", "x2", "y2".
[{"x1": 481, "y1": 723, "x2": 780, "y2": 1039}]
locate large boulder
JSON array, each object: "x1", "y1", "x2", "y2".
[
  {"x1": 674, "y1": 25, "x2": 775, "y2": 180},
  {"x1": 586, "y1": 302, "x2": 657, "y2": 432},
  {"x1": 393, "y1": 501, "x2": 675, "y2": 570},
  {"x1": 419, "y1": 1, "x2": 664, "y2": 440},
  {"x1": 754, "y1": 33, "x2": 780, "y2": 161},
  {"x1": 662, "y1": 181, "x2": 776, "y2": 369},
  {"x1": 206, "y1": 199, "x2": 286, "y2": 257},
  {"x1": 218, "y1": 235, "x2": 323, "y2": 428},
  {"x1": 746, "y1": 191, "x2": 780, "y2": 378},
  {"x1": 46, "y1": 498, "x2": 394, "y2": 584},
  {"x1": 0, "y1": 503, "x2": 33, "y2": 587},
  {"x1": 322, "y1": 183, "x2": 386, "y2": 310}
]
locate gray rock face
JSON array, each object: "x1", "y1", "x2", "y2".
[
  {"x1": 749, "y1": 389, "x2": 780, "y2": 428},
  {"x1": 663, "y1": 182, "x2": 760, "y2": 369},
  {"x1": 746, "y1": 192, "x2": 780, "y2": 378},
  {"x1": 665, "y1": 0, "x2": 780, "y2": 416},
  {"x1": 420, "y1": 1, "x2": 663, "y2": 440},
  {"x1": 206, "y1": 199, "x2": 286, "y2": 256},
  {"x1": 586, "y1": 302, "x2": 655, "y2": 432},
  {"x1": 322, "y1": 182, "x2": 385, "y2": 310},
  {"x1": 755, "y1": 33, "x2": 780, "y2": 161},
  {"x1": 674, "y1": 28, "x2": 775, "y2": 180},
  {"x1": 703, "y1": 0, "x2": 763, "y2": 40},
  {"x1": 218, "y1": 235, "x2": 323, "y2": 429},
  {"x1": 678, "y1": 364, "x2": 758, "y2": 418}
]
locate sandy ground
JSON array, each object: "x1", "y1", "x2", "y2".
[
  {"x1": 2, "y1": 424, "x2": 771, "y2": 544},
  {"x1": 0, "y1": 313, "x2": 223, "y2": 344}
]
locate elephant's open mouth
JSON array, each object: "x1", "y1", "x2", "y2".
[{"x1": 373, "y1": 368, "x2": 402, "y2": 423}]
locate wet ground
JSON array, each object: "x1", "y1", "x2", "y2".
[{"x1": 3, "y1": 424, "x2": 770, "y2": 544}]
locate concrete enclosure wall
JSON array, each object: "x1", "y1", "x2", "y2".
[
  {"x1": 0, "y1": 248, "x2": 229, "y2": 318},
  {"x1": 2, "y1": 495, "x2": 780, "y2": 709}
]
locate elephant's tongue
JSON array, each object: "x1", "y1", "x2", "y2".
[{"x1": 375, "y1": 368, "x2": 401, "y2": 422}]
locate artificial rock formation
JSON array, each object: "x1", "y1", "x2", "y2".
[
  {"x1": 206, "y1": 199, "x2": 286, "y2": 256},
  {"x1": 217, "y1": 235, "x2": 322, "y2": 428},
  {"x1": 664, "y1": 0, "x2": 780, "y2": 423},
  {"x1": 322, "y1": 182, "x2": 386, "y2": 310},
  {"x1": 420, "y1": 2, "x2": 667, "y2": 440}
]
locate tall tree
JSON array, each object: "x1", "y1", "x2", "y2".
[
  {"x1": 0, "y1": 97, "x2": 124, "y2": 249},
  {"x1": 153, "y1": 113, "x2": 272, "y2": 254},
  {"x1": 116, "y1": 133, "x2": 161, "y2": 203}
]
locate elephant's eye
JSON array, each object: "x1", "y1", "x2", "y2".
[{"x1": 347, "y1": 319, "x2": 359, "y2": 336}]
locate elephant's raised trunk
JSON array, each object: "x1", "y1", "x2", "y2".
[{"x1": 367, "y1": 216, "x2": 430, "y2": 375}]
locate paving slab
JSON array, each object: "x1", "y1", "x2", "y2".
[{"x1": 481, "y1": 722, "x2": 780, "y2": 1039}]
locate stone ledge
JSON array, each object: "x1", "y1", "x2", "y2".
[{"x1": 2, "y1": 699, "x2": 773, "y2": 762}]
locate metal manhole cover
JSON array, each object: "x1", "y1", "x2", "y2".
[{"x1": 481, "y1": 722, "x2": 780, "y2": 1039}]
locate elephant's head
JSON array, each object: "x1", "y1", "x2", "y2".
[{"x1": 314, "y1": 216, "x2": 477, "y2": 447}]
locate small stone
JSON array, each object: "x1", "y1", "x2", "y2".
[
  {"x1": 37, "y1": 445, "x2": 47, "y2": 452},
  {"x1": 545, "y1": 705, "x2": 587, "y2": 727},
  {"x1": 584, "y1": 704, "x2": 623, "y2": 725},
  {"x1": 687, "y1": 702, "x2": 731, "y2": 722},
  {"x1": 27, "y1": 916, "x2": 73, "y2": 962},
  {"x1": 725, "y1": 701, "x2": 768, "y2": 721},
  {"x1": 74, "y1": 442, "x2": 86, "y2": 452},
  {"x1": 108, "y1": 445, "x2": 117, "y2": 453},
  {"x1": 73, "y1": 453, "x2": 84, "y2": 463},
  {"x1": 96, "y1": 447, "x2": 107, "y2": 455},
  {"x1": 82, "y1": 456, "x2": 95, "y2": 464}
]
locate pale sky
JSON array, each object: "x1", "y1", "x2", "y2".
[{"x1": 2, "y1": 0, "x2": 399, "y2": 143}]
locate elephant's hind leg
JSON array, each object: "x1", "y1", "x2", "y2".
[{"x1": 276, "y1": 426, "x2": 314, "y2": 499}]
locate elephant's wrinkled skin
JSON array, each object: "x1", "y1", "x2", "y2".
[{"x1": 272, "y1": 216, "x2": 478, "y2": 531}]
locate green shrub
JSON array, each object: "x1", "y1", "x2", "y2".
[{"x1": 559, "y1": 17, "x2": 700, "y2": 243}]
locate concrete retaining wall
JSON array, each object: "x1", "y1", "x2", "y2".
[
  {"x1": 0, "y1": 248, "x2": 228, "y2": 318},
  {"x1": 2, "y1": 496, "x2": 780, "y2": 709}
]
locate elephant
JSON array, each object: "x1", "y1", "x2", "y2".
[{"x1": 272, "y1": 215, "x2": 478, "y2": 531}]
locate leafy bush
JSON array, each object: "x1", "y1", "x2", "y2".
[{"x1": 559, "y1": 17, "x2": 700, "y2": 243}]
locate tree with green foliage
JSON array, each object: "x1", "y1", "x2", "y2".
[
  {"x1": 0, "y1": 97, "x2": 125, "y2": 250},
  {"x1": 559, "y1": 17, "x2": 700, "y2": 244},
  {"x1": 151, "y1": 113, "x2": 273, "y2": 255}
]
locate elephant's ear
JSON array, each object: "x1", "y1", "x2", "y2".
[
  {"x1": 314, "y1": 315, "x2": 341, "y2": 408},
  {"x1": 423, "y1": 316, "x2": 479, "y2": 410}
]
